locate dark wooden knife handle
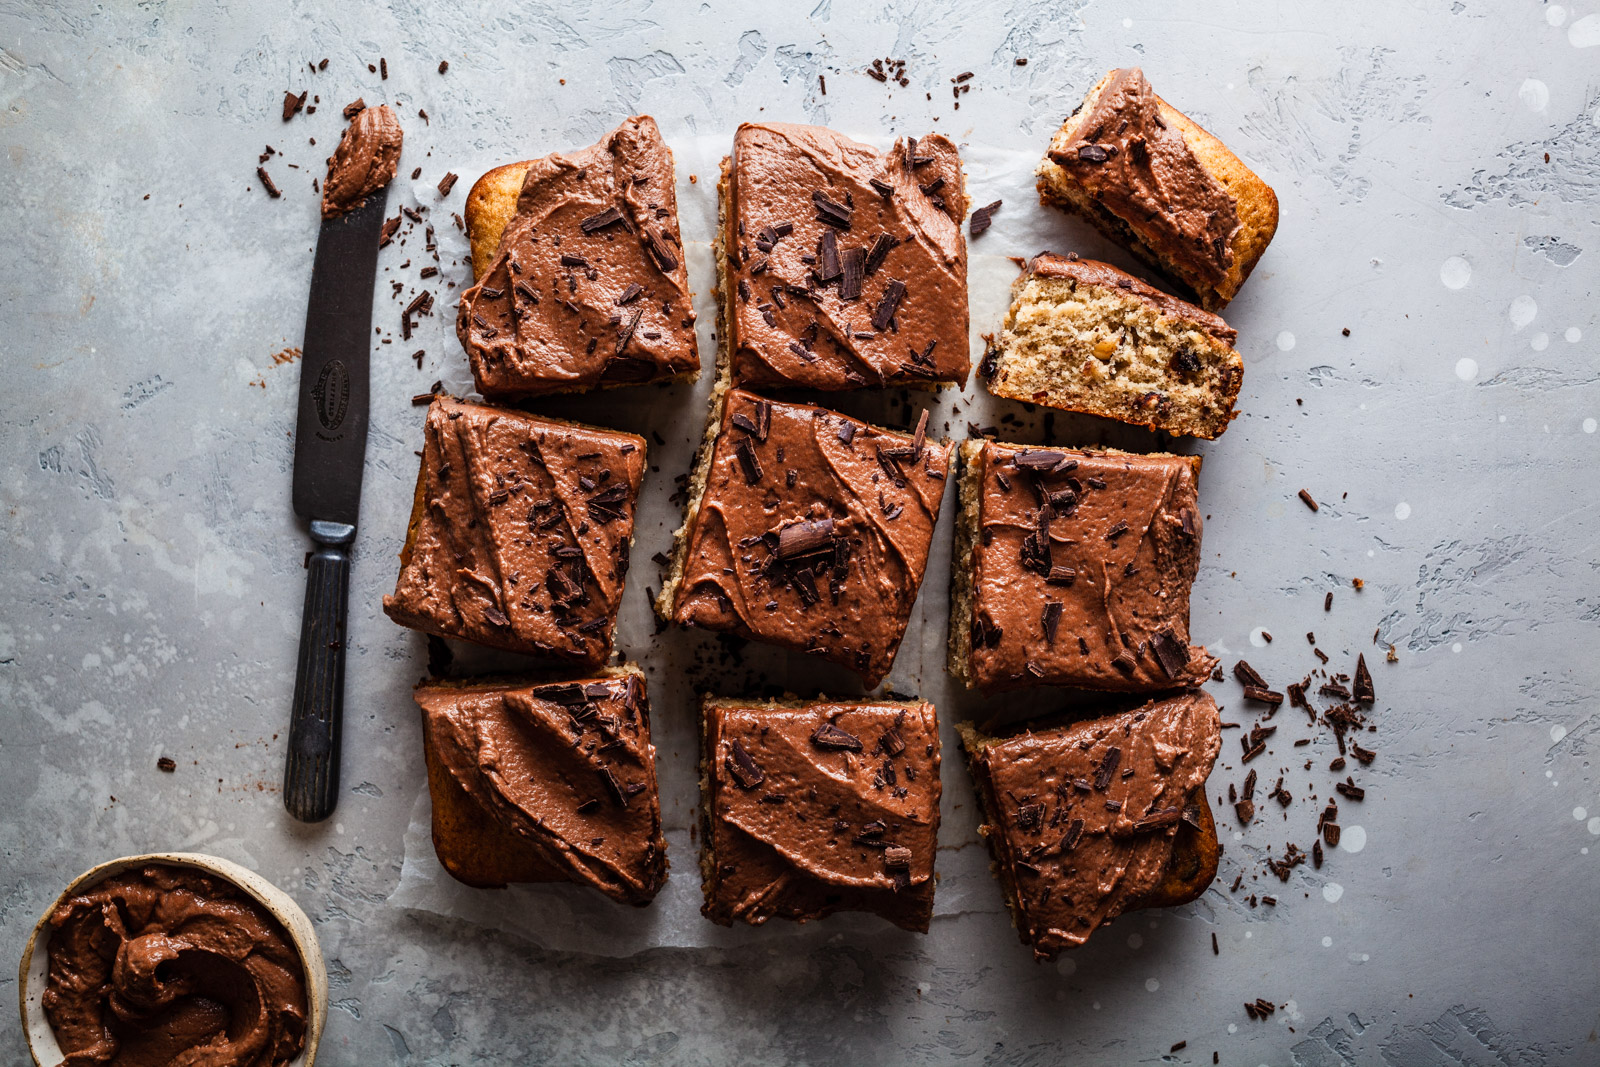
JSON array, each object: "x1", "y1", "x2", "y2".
[{"x1": 285, "y1": 519, "x2": 355, "y2": 822}]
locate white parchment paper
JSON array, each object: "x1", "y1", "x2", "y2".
[{"x1": 387, "y1": 133, "x2": 1186, "y2": 955}]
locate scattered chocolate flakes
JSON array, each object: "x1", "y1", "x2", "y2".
[
  {"x1": 342, "y1": 97, "x2": 366, "y2": 119},
  {"x1": 839, "y1": 246, "x2": 865, "y2": 300},
  {"x1": 282, "y1": 90, "x2": 308, "y2": 121},
  {"x1": 1233, "y1": 660, "x2": 1269, "y2": 690},
  {"x1": 437, "y1": 172, "x2": 458, "y2": 197},
  {"x1": 1243, "y1": 685, "x2": 1284, "y2": 706},
  {"x1": 811, "y1": 190, "x2": 854, "y2": 229},
  {"x1": 969, "y1": 199, "x2": 1002, "y2": 237},
  {"x1": 644, "y1": 227, "x2": 678, "y2": 272},
  {"x1": 1298, "y1": 488, "x2": 1319, "y2": 512},
  {"x1": 1094, "y1": 746, "x2": 1122, "y2": 791},
  {"x1": 156, "y1": 756, "x2": 176, "y2": 773},
  {"x1": 257, "y1": 167, "x2": 281, "y2": 198},
  {"x1": 1335, "y1": 779, "x2": 1366, "y2": 801},
  {"x1": 1105, "y1": 520, "x2": 1129, "y2": 540}
]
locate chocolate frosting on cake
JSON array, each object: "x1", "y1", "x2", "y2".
[
  {"x1": 1048, "y1": 68, "x2": 1239, "y2": 288},
  {"x1": 43, "y1": 865, "x2": 308, "y2": 1066},
  {"x1": 383, "y1": 397, "x2": 644, "y2": 665},
  {"x1": 966, "y1": 442, "x2": 1216, "y2": 691},
  {"x1": 457, "y1": 115, "x2": 697, "y2": 397},
  {"x1": 321, "y1": 103, "x2": 403, "y2": 218},
  {"x1": 1026, "y1": 252, "x2": 1237, "y2": 345},
  {"x1": 417, "y1": 675, "x2": 666, "y2": 904},
  {"x1": 968, "y1": 691, "x2": 1221, "y2": 956},
  {"x1": 724, "y1": 122, "x2": 970, "y2": 389},
  {"x1": 671, "y1": 390, "x2": 951, "y2": 687},
  {"x1": 704, "y1": 700, "x2": 940, "y2": 930}
]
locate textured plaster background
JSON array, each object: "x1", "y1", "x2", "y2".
[{"x1": 2, "y1": 1, "x2": 1598, "y2": 1064}]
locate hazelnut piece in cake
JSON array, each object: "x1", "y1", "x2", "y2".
[{"x1": 984, "y1": 253, "x2": 1243, "y2": 440}]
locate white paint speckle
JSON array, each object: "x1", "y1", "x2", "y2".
[
  {"x1": 1322, "y1": 935, "x2": 1334, "y2": 947},
  {"x1": 1122, "y1": 17, "x2": 1132, "y2": 27},
  {"x1": 1249, "y1": 627, "x2": 1270, "y2": 647},
  {"x1": 1323, "y1": 882, "x2": 1344, "y2": 903},
  {"x1": 1452, "y1": 642, "x2": 1462, "y2": 653},
  {"x1": 1583, "y1": 418, "x2": 1596, "y2": 434},
  {"x1": 1575, "y1": 807, "x2": 1588, "y2": 822},
  {"x1": 1551, "y1": 724, "x2": 1569, "y2": 742},
  {"x1": 1455, "y1": 357, "x2": 1478, "y2": 381},
  {"x1": 1440, "y1": 256, "x2": 1471, "y2": 289},
  {"x1": 1518, "y1": 78, "x2": 1550, "y2": 111},
  {"x1": 1499, "y1": 414, "x2": 1507, "y2": 423},
  {"x1": 1531, "y1": 331, "x2": 1550, "y2": 351},
  {"x1": 1547, "y1": 4, "x2": 1567, "y2": 26},
  {"x1": 1394, "y1": 501, "x2": 1411, "y2": 520},
  {"x1": 1509, "y1": 294, "x2": 1538, "y2": 329},
  {"x1": 1276, "y1": 330, "x2": 1296, "y2": 351},
  {"x1": 1588, "y1": 817, "x2": 1600, "y2": 835},
  {"x1": 1145, "y1": 977, "x2": 1160, "y2": 992},
  {"x1": 1569, "y1": 12, "x2": 1600, "y2": 47},
  {"x1": 1341, "y1": 825, "x2": 1367, "y2": 853},
  {"x1": 1227, "y1": 1024, "x2": 1238, "y2": 1034},
  {"x1": 1127, "y1": 933, "x2": 1143, "y2": 949},
  {"x1": 1566, "y1": 326, "x2": 1583, "y2": 342},
  {"x1": 1245, "y1": 931, "x2": 1253, "y2": 939},
  {"x1": 1057, "y1": 956, "x2": 1077, "y2": 976},
  {"x1": 1092, "y1": 1001, "x2": 1100, "y2": 1010}
]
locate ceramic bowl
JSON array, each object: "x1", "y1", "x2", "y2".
[{"x1": 17, "y1": 852, "x2": 327, "y2": 1067}]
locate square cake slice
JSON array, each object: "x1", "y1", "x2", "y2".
[
  {"x1": 457, "y1": 115, "x2": 698, "y2": 397},
  {"x1": 1037, "y1": 67, "x2": 1279, "y2": 312},
  {"x1": 701, "y1": 695, "x2": 941, "y2": 931},
  {"x1": 658, "y1": 388, "x2": 952, "y2": 688},
  {"x1": 416, "y1": 666, "x2": 667, "y2": 905},
  {"x1": 719, "y1": 122, "x2": 970, "y2": 390},
  {"x1": 948, "y1": 439, "x2": 1217, "y2": 692},
  {"x1": 384, "y1": 396, "x2": 644, "y2": 666},
  {"x1": 983, "y1": 254, "x2": 1243, "y2": 440},
  {"x1": 958, "y1": 690, "x2": 1222, "y2": 959}
]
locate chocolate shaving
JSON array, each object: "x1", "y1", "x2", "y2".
[
  {"x1": 1094, "y1": 746, "x2": 1122, "y2": 791},
  {"x1": 437, "y1": 172, "x2": 458, "y2": 197},
  {"x1": 777, "y1": 518, "x2": 835, "y2": 559},
  {"x1": 1353, "y1": 654, "x2": 1375, "y2": 704},
  {"x1": 734, "y1": 438, "x2": 763, "y2": 485},
  {"x1": 581, "y1": 206, "x2": 625, "y2": 233},
  {"x1": 726, "y1": 739, "x2": 765, "y2": 789},
  {"x1": 1151, "y1": 629, "x2": 1190, "y2": 679},
  {"x1": 811, "y1": 722, "x2": 863, "y2": 751},
  {"x1": 811, "y1": 190, "x2": 853, "y2": 229},
  {"x1": 839, "y1": 246, "x2": 865, "y2": 300},
  {"x1": 969, "y1": 199, "x2": 1002, "y2": 237},
  {"x1": 871, "y1": 279, "x2": 906, "y2": 331}
]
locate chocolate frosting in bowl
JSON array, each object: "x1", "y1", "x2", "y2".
[{"x1": 41, "y1": 864, "x2": 308, "y2": 1066}]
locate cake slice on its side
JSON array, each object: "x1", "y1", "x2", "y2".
[
  {"x1": 416, "y1": 667, "x2": 667, "y2": 905},
  {"x1": 984, "y1": 253, "x2": 1242, "y2": 440},
  {"x1": 700, "y1": 695, "x2": 941, "y2": 932},
  {"x1": 1037, "y1": 67, "x2": 1279, "y2": 312},
  {"x1": 957, "y1": 690, "x2": 1222, "y2": 960}
]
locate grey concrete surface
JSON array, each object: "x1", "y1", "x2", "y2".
[{"x1": 3, "y1": 1, "x2": 1598, "y2": 1064}]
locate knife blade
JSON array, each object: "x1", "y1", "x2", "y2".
[{"x1": 284, "y1": 192, "x2": 390, "y2": 823}]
